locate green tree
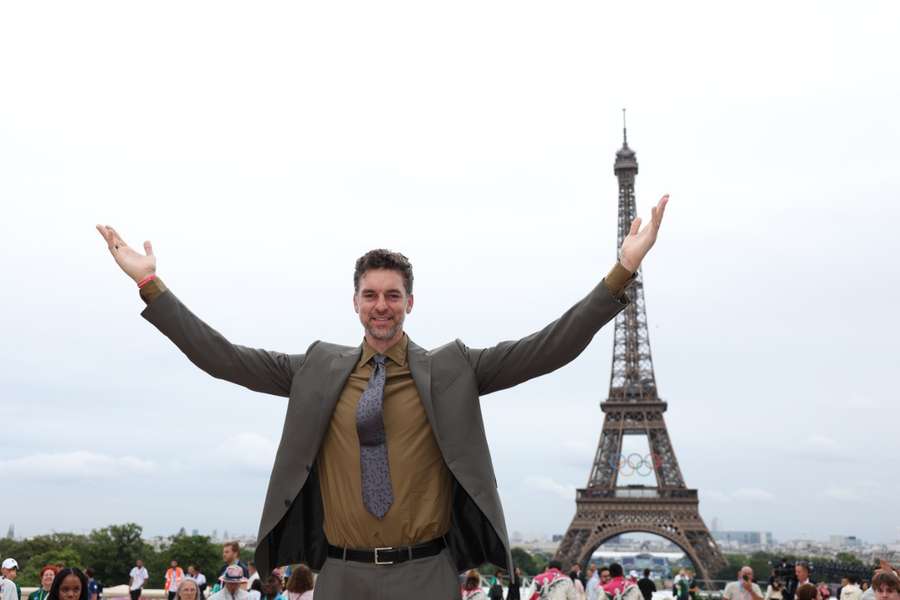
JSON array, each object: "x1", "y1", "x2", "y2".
[
  {"x1": 83, "y1": 524, "x2": 152, "y2": 586},
  {"x1": 511, "y1": 547, "x2": 540, "y2": 576},
  {"x1": 19, "y1": 548, "x2": 84, "y2": 586}
]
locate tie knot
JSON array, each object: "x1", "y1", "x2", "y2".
[{"x1": 372, "y1": 354, "x2": 387, "y2": 366}]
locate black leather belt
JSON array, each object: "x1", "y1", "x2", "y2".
[{"x1": 326, "y1": 536, "x2": 446, "y2": 565}]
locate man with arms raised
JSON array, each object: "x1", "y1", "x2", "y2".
[{"x1": 96, "y1": 195, "x2": 668, "y2": 599}]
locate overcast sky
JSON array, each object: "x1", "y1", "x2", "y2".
[{"x1": 1, "y1": 1, "x2": 899, "y2": 547}]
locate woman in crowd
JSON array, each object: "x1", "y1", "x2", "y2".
[
  {"x1": 175, "y1": 577, "x2": 201, "y2": 600},
  {"x1": 48, "y1": 568, "x2": 89, "y2": 600},
  {"x1": 282, "y1": 565, "x2": 314, "y2": 600},
  {"x1": 260, "y1": 575, "x2": 283, "y2": 600},
  {"x1": 461, "y1": 570, "x2": 486, "y2": 600},
  {"x1": 29, "y1": 566, "x2": 59, "y2": 600}
]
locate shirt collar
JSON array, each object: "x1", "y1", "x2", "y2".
[{"x1": 359, "y1": 333, "x2": 409, "y2": 368}]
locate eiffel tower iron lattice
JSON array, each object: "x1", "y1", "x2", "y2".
[{"x1": 554, "y1": 113, "x2": 726, "y2": 583}]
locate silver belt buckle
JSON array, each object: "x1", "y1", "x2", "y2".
[{"x1": 374, "y1": 546, "x2": 394, "y2": 565}]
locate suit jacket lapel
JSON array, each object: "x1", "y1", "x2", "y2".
[
  {"x1": 317, "y1": 344, "x2": 362, "y2": 437},
  {"x1": 407, "y1": 340, "x2": 437, "y2": 434}
]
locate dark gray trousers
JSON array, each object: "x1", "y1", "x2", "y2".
[{"x1": 315, "y1": 548, "x2": 460, "y2": 600}]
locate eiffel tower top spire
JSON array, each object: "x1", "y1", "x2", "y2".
[
  {"x1": 608, "y1": 116, "x2": 657, "y2": 403},
  {"x1": 615, "y1": 108, "x2": 638, "y2": 173}
]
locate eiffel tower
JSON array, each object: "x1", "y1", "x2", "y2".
[{"x1": 554, "y1": 113, "x2": 725, "y2": 583}]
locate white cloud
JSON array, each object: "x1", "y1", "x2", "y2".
[
  {"x1": 524, "y1": 476, "x2": 577, "y2": 501},
  {"x1": 0, "y1": 451, "x2": 156, "y2": 481},
  {"x1": 703, "y1": 488, "x2": 776, "y2": 504},
  {"x1": 208, "y1": 432, "x2": 278, "y2": 474}
]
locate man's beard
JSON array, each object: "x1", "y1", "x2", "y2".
[{"x1": 366, "y1": 318, "x2": 402, "y2": 340}]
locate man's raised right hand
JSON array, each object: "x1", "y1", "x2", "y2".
[{"x1": 96, "y1": 224, "x2": 156, "y2": 284}]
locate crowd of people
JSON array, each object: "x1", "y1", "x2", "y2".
[
  {"x1": 4, "y1": 544, "x2": 900, "y2": 600},
  {"x1": 455, "y1": 559, "x2": 900, "y2": 600},
  {"x1": 0, "y1": 543, "x2": 315, "y2": 600}
]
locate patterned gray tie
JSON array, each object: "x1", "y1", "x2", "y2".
[{"x1": 356, "y1": 354, "x2": 394, "y2": 519}]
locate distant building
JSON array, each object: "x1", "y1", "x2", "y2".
[
  {"x1": 829, "y1": 535, "x2": 863, "y2": 548},
  {"x1": 712, "y1": 531, "x2": 774, "y2": 546}
]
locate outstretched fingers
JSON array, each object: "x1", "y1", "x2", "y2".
[
  {"x1": 629, "y1": 217, "x2": 641, "y2": 236},
  {"x1": 143, "y1": 241, "x2": 154, "y2": 257}
]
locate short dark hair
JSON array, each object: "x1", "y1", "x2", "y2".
[
  {"x1": 610, "y1": 563, "x2": 624, "y2": 578},
  {"x1": 354, "y1": 249, "x2": 414, "y2": 295},
  {"x1": 548, "y1": 560, "x2": 563, "y2": 571},
  {"x1": 644, "y1": 569, "x2": 651, "y2": 577},
  {"x1": 796, "y1": 584, "x2": 818, "y2": 600},
  {"x1": 873, "y1": 572, "x2": 900, "y2": 594},
  {"x1": 224, "y1": 541, "x2": 240, "y2": 554}
]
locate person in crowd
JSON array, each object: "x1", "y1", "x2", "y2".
[
  {"x1": 637, "y1": 569, "x2": 656, "y2": 600},
  {"x1": 766, "y1": 579, "x2": 785, "y2": 600},
  {"x1": 842, "y1": 577, "x2": 863, "y2": 600},
  {"x1": 259, "y1": 576, "x2": 282, "y2": 600},
  {"x1": 602, "y1": 563, "x2": 631, "y2": 598},
  {"x1": 48, "y1": 568, "x2": 89, "y2": 600},
  {"x1": 282, "y1": 566, "x2": 314, "y2": 600},
  {"x1": 84, "y1": 568, "x2": 100, "y2": 600},
  {"x1": 507, "y1": 567, "x2": 524, "y2": 600},
  {"x1": 213, "y1": 543, "x2": 250, "y2": 595},
  {"x1": 210, "y1": 566, "x2": 248, "y2": 600},
  {"x1": 187, "y1": 566, "x2": 207, "y2": 599},
  {"x1": 599, "y1": 568, "x2": 611, "y2": 588},
  {"x1": 29, "y1": 566, "x2": 59, "y2": 600},
  {"x1": 569, "y1": 566, "x2": 586, "y2": 600},
  {"x1": 129, "y1": 560, "x2": 149, "y2": 600},
  {"x1": 797, "y1": 585, "x2": 819, "y2": 600},
  {"x1": 1, "y1": 558, "x2": 19, "y2": 600},
  {"x1": 246, "y1": 564, "x2": 259, "y2": 592},
  {"x1": 461, "y1": 570, "x2": 486, "y2": 600},
  {"x1": 166, "y1": 561, "x2": 185, "y2": 600},
  {"x1": 532, "y1": 561, "x2": 577, "y2": 600},
  {"x1": 175, "y1": 578, "x2": 201, "y2": 600},
  {"x1": 723, "y1": 567, "x2": 764, "y2": 600},
  {"x1": 871, "y1": 571, "x2": 900, "y2": 600},
  {"x1": 587, "y1": 566, "x2": 602, "y2": 600},
  {"x1": 789, "y1": 563, "x2": 814, "y2": 600},
  {"x1": 819, "y1": 583, "x2": 832, "y2": 600},
  {"x1": 487, "y1": 571, "x2": 504, "y2": 600}
]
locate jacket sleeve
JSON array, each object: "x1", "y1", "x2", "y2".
[
  {"x1": 457, "y1": 277, "x2": 629, "y2": 396},
  {"x1": 141, "y1": 289, "x2": 306, "y2": 397}
]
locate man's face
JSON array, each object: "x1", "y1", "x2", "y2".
[
  {"x1": 225, "y1": 583, "x2": 240, "y2": 595},
  {"x1": 354, "y1": 269, "x2": 413, "y2": 342},
  {"x1": 222, "y1": 547, "x2": 235, "y2": 563},
  {"x1": 842, "y1": 580, "x2": 850, "y2": 588},
  {"x1": 742, "y1": 567, "x2": 755, "y2": 582},
  {"x1": 171, "y1": 561, "x2": 177, "y2": 568},
  {"x1": 2, "y1": 569, "x2": 17, "y2": 581},
  {"x1": 601, "y1": 570, "x2": 611, "y2": 584},
  {"x1": 796, "y1": 566, "x2": 808, "y2": 582},
  {"x1": 136, "y1": 561, "x2": 143, "y2": 569}
]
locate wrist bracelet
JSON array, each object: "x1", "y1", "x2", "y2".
[{"x1": 137, "y1": 274, "x2": 157, "y2": 288}]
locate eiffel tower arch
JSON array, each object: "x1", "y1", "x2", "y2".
[{"x1": 555, "y1": 112, "x2": 726, "y2": 584}]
